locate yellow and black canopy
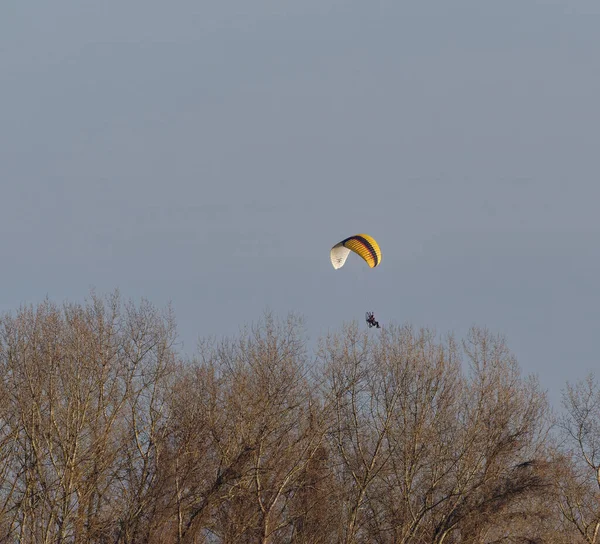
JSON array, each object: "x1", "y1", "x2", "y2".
[{"x1": 330, "y1": 234, "x2": 382, "y2": 269}]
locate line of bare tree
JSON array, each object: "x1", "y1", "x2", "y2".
[{"x1": 0, "y1": 292, "x2": 598, "y2": 543}]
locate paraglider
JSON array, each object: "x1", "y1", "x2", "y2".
[
  {"x1": 330, "y1": 234, "x2": 381, "y2": 270},
  {"x1": 330, "y1": 233, "x2": 383, "y2": 329}
]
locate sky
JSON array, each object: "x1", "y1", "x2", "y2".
[{"x1": 2, "y1": 0, "x2": 599, "y2": 407}]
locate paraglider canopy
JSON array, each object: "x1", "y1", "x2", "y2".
[{"x1": 330, "y1": 234, "x2": 381, "y2": 269}]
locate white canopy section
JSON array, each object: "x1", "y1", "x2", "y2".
[{"x1": 330, "y1": 244, "x2": 351, "y2": 269}]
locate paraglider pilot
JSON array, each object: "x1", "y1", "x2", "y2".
[{"x1": 366, "y1": 312, "x2": 381, "y2": 329}]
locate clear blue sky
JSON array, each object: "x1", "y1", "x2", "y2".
[{"x1": 2, "y1": 1, "x2": 599, "y2": 406}]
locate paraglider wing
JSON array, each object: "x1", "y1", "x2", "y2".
[{"x1": 330, "y1": 234, "x2": 381, "y2": 269}]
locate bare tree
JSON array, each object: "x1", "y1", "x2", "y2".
[
  {"x1": 108, "y1": 298, "x2": 178, "y2": 544},
  {"x1": 320, "y1": 324, "x2": 553, "y2": 544},
  {"x1": 427, "y1": 327, "x2": 552, "y2": 544},
  {"x1": 558, "y1": 373, "x2": 600, "y2": 544},
  {"x1": 140, "y1": 312, "x2": 330, "y2": 544},
  {"x1": 202, "y1": 313, "x2": 325, "y2": 544},
  {"x1": 0, "y1": 292, "x2": 178, "y2": 543}
]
